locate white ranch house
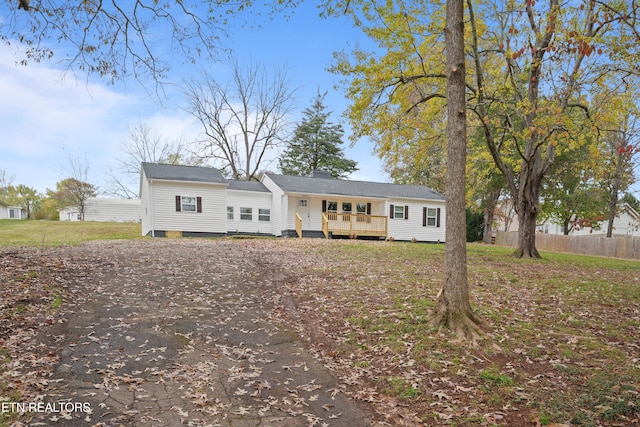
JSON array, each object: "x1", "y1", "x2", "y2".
[{"x1": 140, "y1": 162, "x2": 446, "y2": 242}]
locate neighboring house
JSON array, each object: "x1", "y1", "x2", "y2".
[
  {"x1": 537, "y1": 203, "x2": 640, "y2": 236},
  {"x1": 140, "y1": 162, "x2": 446, "y2": 242},
  {"x1": 0, "y1": 201, "x2": 27, "y2": 219},
  {"x1": 59, "y1": 198, "x2": 141, "y2": 222}
]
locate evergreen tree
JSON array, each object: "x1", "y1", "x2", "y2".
[{"x1": 279, "y1": 91, "x2": 357, "y2": 178}]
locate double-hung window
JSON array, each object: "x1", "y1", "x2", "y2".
[
  {"x1": 259, "y1": 208, "x2": 270, "y2": 222},
  {"x1": 389, "y1": 204, "x2": 409, "y2": 220},
  {"x1": 175, "y1": 196, "x2": 202, "y2": 213},
  {"x1": 422, "y1": 207, "x2": 441, "y2": 227},
  {"x1": 426, "y1": 208, "x2": 437, "y2": 226},
  {"x1": 227, "y1": 206, "x2": 234, "y2": 220},
  {"x1": 394, "y1": 205, "x2": 405, "y2": 219},
  {"x1": 182, "y1": 196, "x2": 197, "y2": 212},
  {"x1": 240, "y1": 207, "x2": 253, "y2": 221}
]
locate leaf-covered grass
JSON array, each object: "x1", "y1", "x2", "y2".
[
  {"x1": 0, "y1": 220, "x2": 142, "y2": 247},
  {"x1": 0, "y1": 234, "x2": 638, "y2": 426},
  {"x1": 272, "y1": 239, "x2": 640, "y2": 426}
]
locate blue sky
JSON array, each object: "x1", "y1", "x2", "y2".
[{"x1": 0, "y1": 2, "x2": 384, "y2": 194}]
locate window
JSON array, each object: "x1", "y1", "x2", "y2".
[
  {"x1": 342, "y1": 202, "x2": 352, "y2": 221},
  {"x1": 227, "y1": 206, "x2": 234, "y2": 220},
  {"x1": 9, "y1": 208, "x2": 20, "y2": 219},
  {"x1": 298, "y1": 199, "x2": 308, "y2": 207},
  {"x1": 182, "y1": 196, "x2": 197, "y2": 212},
  {"x1": 240, "y1": 207, "x2": 253, "y2": 221},
  {"x1": 390, "y1": 204, "x2": 409, "y2": 220},
  {"x1": 259, "y1": 208, "x2": 270, "y2": 222},
  {"x1": 175, "y1": 195, "x2": 202, "y2": 213},
  {"x1": 356, "y1": 203, "x2": 367, "y2": 214},
  {"x1": 426, "y1": 208, "x2": 437, "y2": 226},
  {"x1": 326, "y1": 201, "x2": 338, "y2": 212},
  {"x1": 423, "y1": 207, "x2": 441, "y2": 227}
]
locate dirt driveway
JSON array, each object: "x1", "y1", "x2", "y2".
[{"x1": 2, "y1": 239, "x2": 378, "y2": 426}]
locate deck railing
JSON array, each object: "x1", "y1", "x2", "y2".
[
  {"x1": 321, "y1": 213, "x2": 388, "y2": 238},
  {"x1": 295, "y1": 212, "x2": 303, "y2": 238}
]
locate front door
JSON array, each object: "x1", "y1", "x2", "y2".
[{"x1": 296, "y1": 198, "x2": 310, "y2": 229}]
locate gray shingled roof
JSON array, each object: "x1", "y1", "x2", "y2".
[
  {"x1": 141, "y1": 163, "x2": 444, "y2": 200},
  {"x1": 227, "y1": 180, "x2": 270, "y2": 192},
  {"x1": 265, "y1": 173, "x2": 445, "y2": 201},
  {"x1": 142, "y1": 163, "x2": 227, "y2": 184}
]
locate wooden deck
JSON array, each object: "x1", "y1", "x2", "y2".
[{"x1": 322, "y1": 213, "x2": 388, "y2": 239}]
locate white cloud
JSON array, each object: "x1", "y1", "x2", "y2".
[{"x1": 0, "y1": 44, "x2": 199, "y2": 193}]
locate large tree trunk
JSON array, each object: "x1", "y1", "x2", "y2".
[
  {"x1": 431, "y1": 0, "x2": 484, "y2": 342},
  {"x1": 513, "y1": 165, "x2": 543, "y2": 258}
]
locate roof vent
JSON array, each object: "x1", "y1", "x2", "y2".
[{"x1": 311, "y1": 170, "x2": 332, "y2": 179}]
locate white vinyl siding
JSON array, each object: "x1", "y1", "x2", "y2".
[
  {"x1": 387, "y1": 199, "x2": 446, "y2": 242},
  {"x1": 149, "y1": 181, "x2": 227, "y2": 234},
  {"x1": 260, "y1": 175, "x2": 285, "y2": 236},
  {"x1": 226, "y1": 189, "x2": 273, "y2": 234}
]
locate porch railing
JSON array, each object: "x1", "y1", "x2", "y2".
[
  {"x1": 321, "y1": 213, "x2": 388, "y2": 238},
  {"x1": 295, "y1": 212, "x2": 303, "y2": 238}
]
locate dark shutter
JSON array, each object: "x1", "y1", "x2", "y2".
[
  {"x1": 366, "y1": 203, "x2": 372, "y2": 215},
  {"x1": 423, "y1": 207, "x2": 427, "y2": 227},
  {"x1": 322, "y1": 200, "x2": 327, "y2": 213},
  {"x1": 175, "y1": 195, "x2": 181, "y2": 212},
  {"x1": 389, "y1": 204, "x2": 394, "y2": 219},
  {"x1": 196, "y1": 197, "x2": 202, "y2": 213},
  {"x1": 436, "y1": 208, "x2": 441, "y2": 227},
  {"x1": 404, "y1": 205, "x2": 409, "y2": 220}
]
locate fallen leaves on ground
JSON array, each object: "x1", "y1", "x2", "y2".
[{"x1": 1, "y1": 238, "x2": 639, "y2": 426}]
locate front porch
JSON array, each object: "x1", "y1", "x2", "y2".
[{"x1": 316, "y1": 213, "x2": 388, "y2": 239}]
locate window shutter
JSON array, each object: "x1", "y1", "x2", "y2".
[
  {"x1": 404, "y1": 205, "x2": 409, "y2": 220},
  {"x1": 366, "y1": 203, "x2": 372, "y2": 215},
  {"x1": 389, "y1": 204, "x2": 394, "y2": 219},
  {"x1": 322, "y1": 200, "x2": 327, "y2": 213},
  {"x1": 423, "y1": 207, "x2": 427, "y2": 227},
  {"x1": 436, "y1": 208, "x2": 441, "y2": 227},
  {"x1": 175, "y1": 195, "x2": 181, "y2": 212},
  {"x1": 196, "y1": 197, "x2": 202, "y2": 213}
]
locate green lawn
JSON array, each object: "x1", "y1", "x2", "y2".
[{"x1": 0, "y1": 219, "x2": 142, "y2": 247}]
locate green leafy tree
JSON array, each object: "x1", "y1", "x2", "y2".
[
  {"x1": 4, "y1": 184, "x2": 41, "y2": 219},
  {"x1": 279, "y1": 91, "x2": 357, "y2": 178},
  {"x1": 329, "y1": 0, "x2": 640, "y2": 258},
  {"x1": 52, "y1": 178, "x2": 98, "y2": 221},
  {"x1": 540, "y1": 137, "x2": 609, "y2": 235}
]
